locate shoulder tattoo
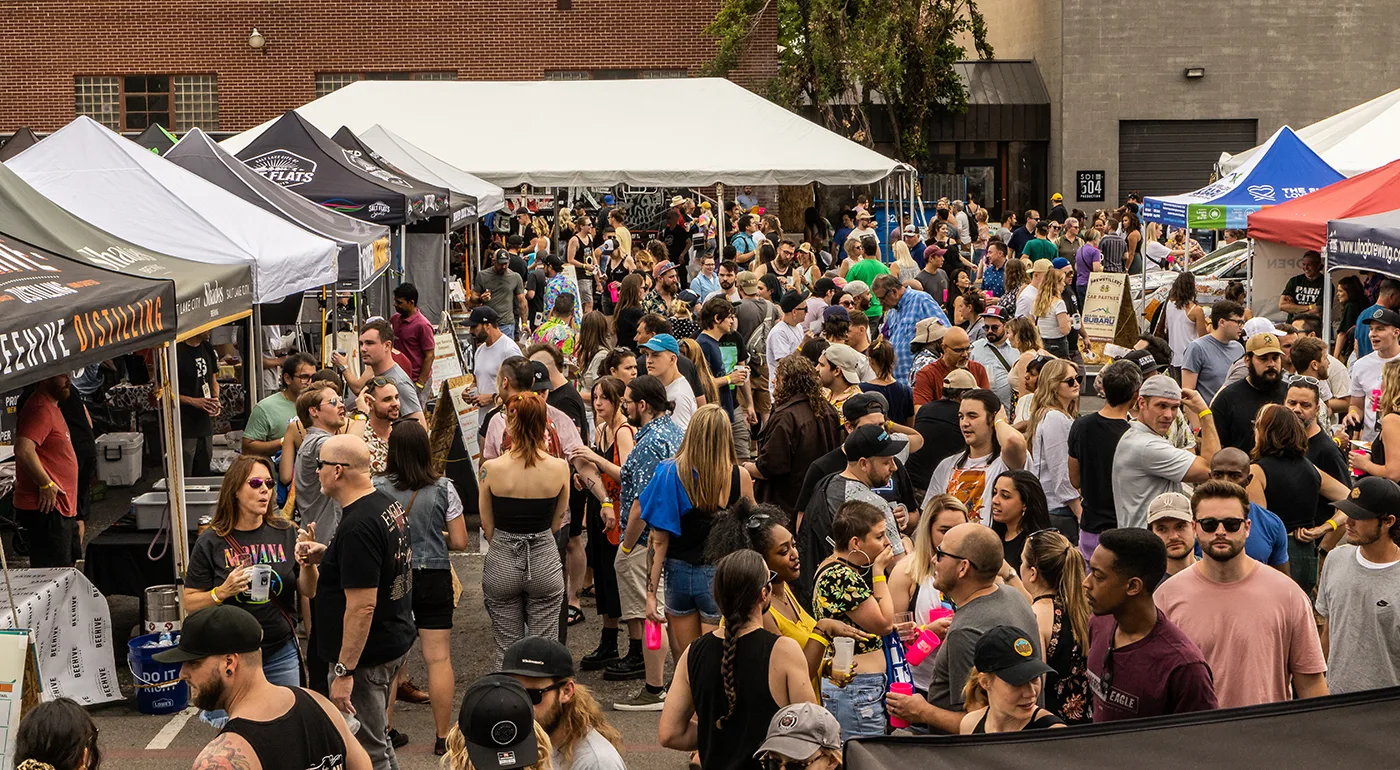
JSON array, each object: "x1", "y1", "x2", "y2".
[{"x1": 193, "y1": 734, "x2": 255, "y2": 770}]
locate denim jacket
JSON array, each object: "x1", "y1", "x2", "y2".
[{"x1": 374, "y1": 477, "x2": 453, "y2": 570}]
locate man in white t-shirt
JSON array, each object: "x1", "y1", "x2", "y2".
[
  {"x1": 1347, "y1": 307, "x2": 1400, "y2": 441},
  {"x1": 766, "y1": 291, "x2": 809, "y2": 392},
  {"x1": 640, "y1": 333, "x2": 696, "y2": 430},
  {"x1": 1112, "y1": 375, "x2": 1220, "y2": 528},
  {"x1": 923, "y1": 389, "x2": 1027, "y2": 524},
  {"x1": 1015, "y1": 259, "x2": 1049, "y2": 319},
  {"x1": 469, "y1": 306, "x2": 523, "y2": 406}
]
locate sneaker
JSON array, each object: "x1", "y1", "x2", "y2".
[
  {"x1": 602, "y1": 652, "x2": 645, "y2": 681},
  {"x1": 580, "y1": 644, "x2": 621, "y2": 671},
  {"x1": 613, "y1": 686, "x2": 667, "y2": 711},
  {"x1": 388, "y1": 728, "x2": 409, "y2": 749}
]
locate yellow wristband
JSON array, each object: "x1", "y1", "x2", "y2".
[
  {"x1": 1198, "y1": 408, "x2": 1213, "y2": 419},
  {"x1": 620, "y1": 544, "x2": 633, "y2": 555},
  {"x1": 872, "y1": 575, "x2": 887, "y2": 584},
  {"x1": 808, "y1": 632, "x2": 830, "y2": 648},
  {"x1": 210, "y1": 588, "x2": 223, "y2": 605},
  {"x1": 1327, "y1": 519, "x2": 1339, "y2": 531}
]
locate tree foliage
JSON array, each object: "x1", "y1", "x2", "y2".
[{"x1": 703, "y1": 0, "x2": 993, "y2": 166}]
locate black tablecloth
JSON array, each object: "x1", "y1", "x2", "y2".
[{"x1": 84, "y1": 525, "x2": 195, "y2": 598}]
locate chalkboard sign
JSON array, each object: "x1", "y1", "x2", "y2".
[{"x1": 1077, "y1": 170, "x2": 1106, "y2": 202}]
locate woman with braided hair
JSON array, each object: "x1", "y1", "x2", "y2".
[
  {"x1": 660, "y1": 550, "x2": 815, "y2": 769},
  {"x1": 15, "y1": 698, "x2": 101, "y2": 770}
]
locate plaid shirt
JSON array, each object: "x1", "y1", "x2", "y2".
[{"x1": 619, "y1": 415, "x2": 684, "y2": 546}]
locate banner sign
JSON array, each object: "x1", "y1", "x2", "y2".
[
  {"x1": 1328, "y1": 217, "x2": 1400, "y2": 275},
  {"x1": 0, "y1": 232, "x2": 174, "y2": 387},
  {"x1": 1081, "y1": 272, "x2": 1140, "y2": 347},
  {"x1": 0, "y1": 569, "x2": 121, "y2": 705}
]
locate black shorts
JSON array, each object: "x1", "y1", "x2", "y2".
[
  {"x1": 568, "y1": 491, "x2": 587, "y2": 538},
  {"x1": 584, "y1": 497, "x2": 622, "y2": 619},
  {"x1": 412, "y1": 568, "x2": 455, "y2": 630}
]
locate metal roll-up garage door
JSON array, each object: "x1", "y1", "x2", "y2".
[{"x1": 1119, "y1": 119, "x2": 1258, "y2": 198}]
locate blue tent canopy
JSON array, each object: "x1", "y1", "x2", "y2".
[{"x1": 1142, "y1": 126, "x2": 1344, "y2": 229}]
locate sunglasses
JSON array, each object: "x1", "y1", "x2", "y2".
[
  {"x1": 316, "y1": 459, "x2": 351, "y2": 471},
  {"x1": 523, "y1": 680, "x2": 567, "y2": 705},
  {"x1": 1062, "y1": 376, "x2": 1080, "y2": 387},
  {"x1": 763, "y1": 757, "x2": 823, "y2": 770},
  {"x1": 1197, "y1": 517, "x2": 1247, "y2": 533},
  {"x1": 246, "y1": 477, "x2": 273, "y2": 490},
  {"x1": 935, "y1": 546, "x2": 982, "y2": 572},
  {"x1": 368, "y1": 375, "x2": 393, "y2": 389},
  {"x1": 318, "y1": 397, "x2": 342, "y2": 409},
  {"x1": 1290, "y1": 375, "x2": 1321, "y2": 386},
  {"x1": 746, "y1": 513, "x2": 772, "y2": 530}
]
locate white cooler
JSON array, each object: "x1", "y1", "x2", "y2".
[
  {"x1": 132, "y1": 491, "x2": 219, "y2": 531},
  {"x1": 96, "y1": 432, "x2": 144, "y2": 487}
]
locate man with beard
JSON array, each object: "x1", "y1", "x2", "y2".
[
  {"x1": 1155, "y1": 481, "x2": 1327, "y2": 708},
  {"x1": 885, "y1": 523, "x2": 1039, "y2": 733},
  {"x1": 161, "y1": 605, "x2": 370, "y2": 770},
  {"x1": 1111, "y1": 376, "x2": 1218, "y2": 529},
  {"x1": 969, "y1": 307, "x2": 1015, "y2": 408},
  {"x1": 643, "y1": 261, "x2": 680, "y2": 317},
  {"x1": 912, "y1": 327, "x2": 990, "y2": 407},
  {"x1": 1147, "y1": 493, "x2": 1197, "y2": 579},
  {"x1": 243, "y1": 353, "x2": 318, "y2": 457},
  {"x1": 1205, "y1": 449, "x2": 1291, "y2": 574},
  {"x1": 716, "y1": 258, "x2": 742, "y2": 304},
  {"x1": 471, "y1": 249, "x2": 528, "y2": 339},
  {"x1": 294, "y1": 383, "x2": 354, "y2": 546},
  {"x1": 500, "y1": 637, "x2": 626, "y2": 770},
  {"x1": 1210, "y1": 333, "x2": 1288, "y2": 453},
  {"x1": 1317, "y1": 477, "x2": 1400, "y2": 694},
  {"x1": 1083, "y1": 528, "x2": 1217, "y2": 722},
  {"x1": 468, "y1": 306, "x2": 523, "y2": 407},
  {"x1": 333, "y1": 320, "x2": 424, "y2": 427},
  {"x1": 362, "y1": 377, "x2": 400, "y2": 477},
  {"x1": 13, "y1": 374, "x2": 79, "y2": 567}
]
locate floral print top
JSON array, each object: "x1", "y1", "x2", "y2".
[
  {"x1": 813, "y1": 561, "x2": 883, "y2": 656},
  {"x1": 1040, "y1": 595, "x2": 1091, "y2": 724}
]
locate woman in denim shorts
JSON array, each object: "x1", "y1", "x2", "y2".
[{"x1": 641, "y1": 405, "x2": 754, "y2": 655}]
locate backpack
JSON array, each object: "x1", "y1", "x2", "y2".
[
  {"x1": 793, "y1": 473, "x2": 847, "y2": 613},
  {"x1": 746, "y1": 301, "x2": 780, "y2": 366}
]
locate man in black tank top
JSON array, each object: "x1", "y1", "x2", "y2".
[{"x1": 157, "y1": 606, "x2": 370, "y2": 770}]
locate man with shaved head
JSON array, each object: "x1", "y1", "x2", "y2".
[
  {"x1": 912, "y1": 326, "x2": 990, "y2": 406},
  {"x1": 314, "y1": 433, "x2": 415, "y2": 768},
  {"x1": 886, "y1": 521, "x2": 1040, "y2": 733},
  {"x1": 1207, "y1": 448, "x2": 1291, "y2": 574}
]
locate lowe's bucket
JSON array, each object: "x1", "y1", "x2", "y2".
[{"x1": 127, "y1": 632, "x2": 188, "y2": 715}]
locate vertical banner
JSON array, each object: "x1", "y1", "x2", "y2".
[
  {"x1": 1081, "y1": 273, "x2": 1141, "y2": 348},
  {"x1": 0, "y1": 629, "x2": 26, "y2": 768}
]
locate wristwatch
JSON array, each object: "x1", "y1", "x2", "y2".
[{"x1": 334, "y1": 662, "x2": 354, "y2": 678}]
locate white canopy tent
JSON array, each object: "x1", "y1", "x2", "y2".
[
  {"x1": 221, "y1": 78, "x2": 900, "y2": 187},
  {"x1": 1220, "y1": 88, "x2": 1400, "y2": 178},
  {"x1": 359, "y1": 124, "x2": 506, "y2": 223},
  {"x1": 9, "y1": 116, "x2": 339, "y2": 303}
]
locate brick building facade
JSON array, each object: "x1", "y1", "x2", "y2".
[{"x1": 1, "y1": 1, "x2": 778, "y2": 134}]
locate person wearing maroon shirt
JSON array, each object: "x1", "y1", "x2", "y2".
[
  {"x1": 13, "y1": 374, "x2": 80, "y2": 567},
  {"x1": 390, "y1": 283, "x2": 437, "y2": 395},
  {"x1": 1083, "y1": 527, "x2": 1218, "y2": 722},
  {"x1": 912, "y1": 326, "x2": 990, "y2": 407}
]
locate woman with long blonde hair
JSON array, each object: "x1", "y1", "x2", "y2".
[
  {"x1": 889, "y1": 239, "x2": 918, "y2": 280},
  {"x1": 1025, "y1": 358, "x2": 1082, "y2": 539},
  {"x1": 1006, "y1": 317, "x2": 1048, "y2": 401},
  {"x1": 442, "y1": 676, "x2": 555, "y2": 770},
  {"x1": 889, "y1": 495, "x2": 967, "y2": 693},
  {"x1": 1018, "y1": 529, "x2": 1091, "y2": 724},
  {"x1": 1031, "y1": 267, "x2": 1071, "y2": 359},
  {"x1": 677, "y1": 338, "x2": 721, "y2": 406},
  {"x1": 478, "y1": 393, "x2": 572, "y2": 668},
  {"x1": 1353, "y1": 360, "x2": 1400, "y2": 482},
  {"x1": 641, "y1": 404, "x2": 755, "y2": 654}
]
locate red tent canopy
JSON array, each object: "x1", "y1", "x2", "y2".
[{"x1": 1248, "y1": 158, "x2": 1400, "y2": 252}]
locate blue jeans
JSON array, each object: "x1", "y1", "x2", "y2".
[
  {"x1": 822, "y1": 672, "x2": 888, "y2": 741},
  {"x1": 664, "y1": 559, "x2": 719, "y2": 623},
  {"x1": 500, "y1": 324, "x2": 516, "y2": 340},
  {"x1": 200, "y1": 639, "x2": 300, "y2": 728}
]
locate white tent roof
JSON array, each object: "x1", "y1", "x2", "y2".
[
  {"x1": 359, "y1": 124, "x2": 506, "y2": 221},
  {"x1": 221, "y1": 78, "x2": 900, "y2": 187},
  {"x1": 1220, "y1": 88, "x2": 1400, "y2": 178},
  {"x1": 8, "y1": 116, "x2": 338, "y2": 303}
]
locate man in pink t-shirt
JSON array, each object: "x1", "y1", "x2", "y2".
[
  {"x1": 390, "y1": 283, "x2": 437, "y2": 391},
  {"x1": 1155, "y1": 480, "x2": 1328, "y2": 708},
  {"x1": 14, "y1": 374, "x2": 80, "y2": 567}
]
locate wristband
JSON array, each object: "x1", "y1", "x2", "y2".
[
  {"x1": 872, "y1": 575, "x2": 887, "y2": 584},
  {"x1": 1198, "y1": 408, "x2": 1213, "y2": 419},
  {"x1": 210, "y1": 588, "x2": 223, "y2": 605},
  {"x1": 620, "y1": 544, "x2": 633, "y2": 555},
  {"x1": 1327, "y1": 519, "x2": 1339, "y2": 531},
  {"x1": 808, "y1": 632, "x2": 830, "y2": 648},
  {"x1": 39, "y1": 482, "x2": 56, "y2": 491}
]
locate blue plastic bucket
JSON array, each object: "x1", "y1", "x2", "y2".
[{"x1": 127, "y1": 632, "x2": 188, "y2": 715}]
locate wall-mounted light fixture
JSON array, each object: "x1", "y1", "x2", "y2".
[
  {"x1": 248, "y1": 28, "x2": 268, "y2": 53},
  {"x1": 1184, "y1": 67, "x2": 1205, "y2": 79}
]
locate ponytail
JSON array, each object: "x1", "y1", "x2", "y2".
[{"x1": 1025, "y1": 530, "x2": 1090, "y2": 651}]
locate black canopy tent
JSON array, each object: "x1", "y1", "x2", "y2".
[
  {"x1": 132, "y1": 124, "x2": 177, "y2": 156},
  {"x1": 0, "y1": 128, "x2": 40, "y2": 162},
  {"x1": 0, "y1": 230, "x2": 175, "y2": 390},
  {"x1": 331, "y1": 127, "x2": 461, "y2": 224}
]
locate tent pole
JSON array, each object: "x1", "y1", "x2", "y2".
[
  {"x1": 158, "y1": 344, "x2": 191, "y2": 587},
  {"x1": 251, "y1": 303, "x2": 263, "y2": 403},
  {"x1": 1246, "y1": 240, "x2": 1254, "y2": 311},
  {"x1": 1323, "y1": 252, "x2": 1333, "y2": 351},
  {"x1": 319, "y1": 286, "x2": 329, "y2": 369}
]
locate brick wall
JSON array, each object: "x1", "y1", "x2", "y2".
[{"x1": 0, "y1": 0, "x2": 779, "y2": 132}]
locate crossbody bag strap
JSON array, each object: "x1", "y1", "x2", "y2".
[{"x1": 223, "y1": 531, "x2": 309, "y2": 687}]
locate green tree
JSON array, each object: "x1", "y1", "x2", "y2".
[{"x1": 703, "y1": 0, "x2": 992, "y2": 166}]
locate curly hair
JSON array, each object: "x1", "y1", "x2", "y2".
[
  {"x1": 772, "y1": 354, "x2": 834, "y2": 418},
  {"x1": 705, "y1": 497, "x2": 791, "y2": 564}
]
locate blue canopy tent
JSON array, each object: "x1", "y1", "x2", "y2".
[{"x1": 1142, "y1": 126, "x2": 1345, "y2": 229}]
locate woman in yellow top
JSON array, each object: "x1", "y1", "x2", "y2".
[{"x1": 704, "y1": 498, "x2": 871, "y2": 699}]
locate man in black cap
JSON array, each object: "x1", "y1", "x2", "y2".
[
  {"x1": 1346, "y1": 306, "x2": 1400, "y2": 441},
  {"x1": 161, "y1": 605, "x2": 370, "y2": 770},
  {"x1": 472, "y1": 249, "x2": 528, "y2": 340},
  {"x1": 1317, "y1": 477, "x2": 1400, "y2": 694},
  {"x1": 470, "y1": 305, "x2": 523, "y2": 407},
  {"x1": 499, "y1": 637, "x2": 626, "y2": 770},
  {"x1": 457, "y1": 675, "x2": 542, "y2": 770}
]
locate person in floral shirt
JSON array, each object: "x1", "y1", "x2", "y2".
[
  {"x1": 543, "y1": 254, "x2": 583, "y2": 325},
  {"x1": 530, "y1": 293, "x2": 579, "y2": 365}
]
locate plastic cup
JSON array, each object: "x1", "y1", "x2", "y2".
[
  {"x1": 645, "y1": 619, "x2": 663, "y2": 650},
  {"x1": 248, "y1": 564, "x2": 273, "y2": 602},
  {"x1": 888, "y1": 682, "x2": 914, "y2": 728},
  {"x1": 904, "y1": 627, "x2": 944, "y2": 667},
  {"x1": 832, "y1": 637, "x2": 855, "y2": 676}
]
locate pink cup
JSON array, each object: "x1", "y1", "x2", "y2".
[
  {"x1": 888, "y1": 682, "x2": 914, "y2": 728},
  {"x1": 929, "y1": 607, "x2": 954, "y2": 623},
  {"x1": 645, "y1": 620, "x2": 663, "y2": 650},
  {"x1": 904, "y1": 628, "x2": 943, "y2": 667}
]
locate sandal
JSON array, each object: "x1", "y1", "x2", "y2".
[
  {"x1": 579, "y1": 585, "x2": 596, "y2": 598},
  {"x1": 567, "y1": 606, "x2": 586, "y2": 626}
]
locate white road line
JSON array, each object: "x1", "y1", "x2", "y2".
[{"x1": 145, "y1": 707, "x2": 196, "y2": 750}]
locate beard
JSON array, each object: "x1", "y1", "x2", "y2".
[
  {"x1": 372, "y1": 404, "x2": 400, "y2": 421},
  {"x1": 1349, "y1": 526, "x2": 1381, "y2": 547},
  {"x1": 1203, "y1": 538, "x2": 1244, "y2": 562},
  {"x1": 1253, "y1": 368, "x2": 1280, "y2": 383},
  {"x1": 538, "y1": 699, "x2": 564, "y2": 734},
  {"x1": 190, "y1": 671, "x2": 227, "y2": 711}
]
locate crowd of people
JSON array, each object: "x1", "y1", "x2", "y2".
[{"x1": 11, "y1": 187, "x2": 1400, "y2": 770}]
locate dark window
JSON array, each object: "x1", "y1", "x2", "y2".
[{"x1": 124, "y1": 76, "x2": 173, "y2": 131}]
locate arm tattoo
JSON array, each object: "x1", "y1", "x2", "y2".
[{"x1": 193, "y1": 734, "x2": 254, "y2": 770}]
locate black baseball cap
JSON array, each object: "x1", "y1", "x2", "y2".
[
  {"x1": 780, "y1": 290, "x2": 809, "y2": 314},
  {"x1": 494, "y1": 249, "x2": 512, "y2": 265},
  {"x1": 841, "y1": 392, "x2": 888, "y2": 424},
  {"x1": 1364, "y1": 307, "x2": 1400, "y2": 329},
  {"x1": 468, "y1": 306, "x2": 500, "y2": 327},
  {"x1": 505, "y1": 234, "x2": 524, "y2": 248},
  {"x1": 459, "y1": 675, "x2": 539, "y2": 770},
  {"x1": 152, "y1": 605, "x2": 263, "y2": 663},
  {"x1": 1122, "y1": 347, "x2": 1163, "y2": 374},
  {"x1": 1332, "y1": 476, "x2": 1400, "y2": 521},
  {"x1": 529, "y1": 361, "x2": 551, "y2": 392},
  {"x1": 843, "y1": 423, "x2": 902, "y2": 461},
  {"x1": 543, "y1": 254, "x2": 564, "y2": 271},
  {"x1": 499, "y1": 636, "x2": 574, "y2": 679},
  {"x1": 813, "y1": 277, "x2": 837, "y2": 298},
  {"x1": 973, "y1": 625, "x2": 1054, "y2": 686}
]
